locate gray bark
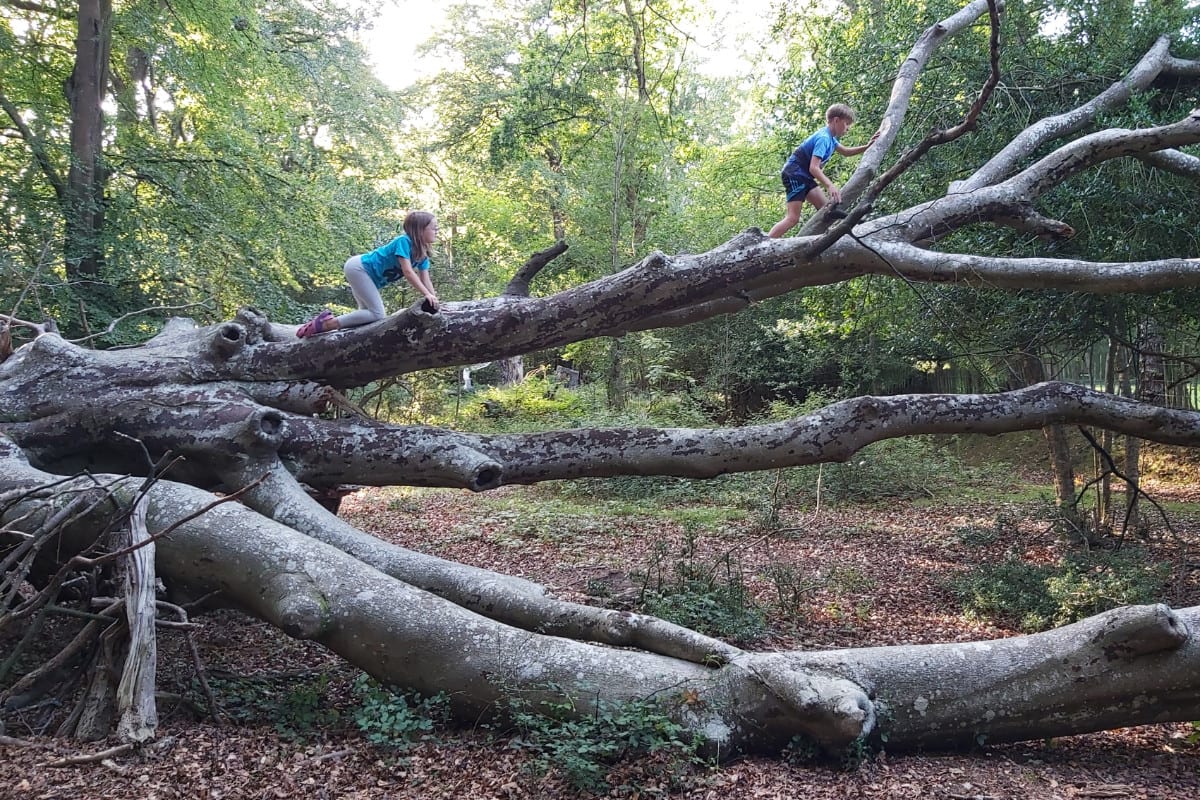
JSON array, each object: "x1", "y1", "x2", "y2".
[
  {"x1": 4, "y1": 0, "x2": 1200, "y2": 754},
  {"x1": 3, "y1": 443, "x2": 1199, "y2": 754}
]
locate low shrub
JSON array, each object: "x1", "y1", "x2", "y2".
[
  {"x1": 950, "y1": 548, "x2": 1170, "y2": 632},
  {"x1": 635, "y1": 534, "x2": 768, "y2": 645},
  {"x1": 504, "y1": 688, "x2": 707, "y2": 793},
  {"x1": 200, "y1": 671, "x2": 340, "y2": 740},
  {"x1": 351, "y1": 675, "x2": 450, "y2": 749}
]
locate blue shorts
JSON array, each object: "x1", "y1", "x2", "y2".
[{"x1": 782, "y1": 172, "x2": 817, "y2": 203}]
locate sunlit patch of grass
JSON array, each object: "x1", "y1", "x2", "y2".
[{"x1": 658, "y1": 505, "x2": 747, "y2": 529}]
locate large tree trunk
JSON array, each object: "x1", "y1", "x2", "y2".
[
  {"x1": 64, "y1": 0, "x2": 112, "y2": 280},
  {"x1": 4, "y1": 442, "x2": 1200, "y2": 754},
  {"x1": 4, "y1": 0, "x2": 1200, "y2": 755}
]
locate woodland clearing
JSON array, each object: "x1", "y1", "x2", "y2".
[{"x1": 3, "y1": 435, "x2": 1199, "y2": 799}]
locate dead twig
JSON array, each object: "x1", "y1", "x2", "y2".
[{"x1": 43, "y1": 741, "x2": 135, "y2": 767}]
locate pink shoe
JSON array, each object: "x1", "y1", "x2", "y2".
[{"x1": 296, "y1": 309, "x2": 335, "y2": 338}]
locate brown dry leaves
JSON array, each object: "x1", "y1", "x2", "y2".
[{"x1": 4, "y1": 471, "x2": 1200, "y2": 799}]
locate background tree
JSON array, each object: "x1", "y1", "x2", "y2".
[
  {"x1": 1, "y1": 0, "x2": 409, "y2": 339},
  {"x1": 4, "y1": 0, "x2": 1200, "y2": 763}
]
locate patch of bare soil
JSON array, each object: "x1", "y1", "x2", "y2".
[{"x1": 3, "y1": 482, "x2": 1199, "y2": 799}]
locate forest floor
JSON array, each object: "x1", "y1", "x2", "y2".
[{"x1": 3, "y1": 437, "x2": 1200, "y2": 799}]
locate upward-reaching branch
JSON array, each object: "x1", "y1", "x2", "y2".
[
  {"x1": 826, "y1": 0, "x2": 999, "y2": 215},
  {"x1": 957, "y1": 35, "x2": 1200, "y2": 192}
]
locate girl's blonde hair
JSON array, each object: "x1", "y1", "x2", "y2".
[{"x1": 403, "y1": 210, "x2": 436, "y2": 264}]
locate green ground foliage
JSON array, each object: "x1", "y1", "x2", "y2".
[
  {"x1": 950, "y1": 546, "x2": 1173, "y2": 633},
  {"x1": 501, "y1": 688, "x2": 709, "y2": 793}
]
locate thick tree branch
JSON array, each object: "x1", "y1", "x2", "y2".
[
  {"x1": 957, "y1": 36, "x2": 1199, "y2": 192},
  {"x1": 471, "y1": 382, "x2": 1200, "y2": 485},
  {"x1": 232, "y1": 233, "x2": 1200, "y2": 387},
  {"x1": 790, "y1": 603, "x2": 1198, "y2": 749},
  {"x1": 831, "y1": 0, "x2": 998, "y2": 211},
  {"x1": 5, "y1": 440, "x2": 1200, "y2": 755},
  {"x1": 866, "y1": 108, "x2": 1200, "y2": 242},
  {"x1": 806, "y1": 0, "x2": 1003, "y2": 253}
]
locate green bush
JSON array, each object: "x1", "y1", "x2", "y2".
[
  {"x1": 460, "y1": 373, "x2": 587, "y2": 432},
  {"x1": 200, "y1": 671, "x2": 340, "y2": 740},
  {"x1": 504, "y1": 689, "x2": 707, "y2": 793},
  {"x1": 950, "y1": 548, "x2": 1170, "y2": 632},
  {"x1": 635, "y1": 535, "x2": 768, "y2": 645},
  {"x1": 1045, "y1": 552, "x2": 1171, "y2": 624},
  {"x1": 351, "y1": 675, "x2": 450, "y2": 749},
  {"x1": 820, "y1": 436, "x2": 969, "y2": 502}
]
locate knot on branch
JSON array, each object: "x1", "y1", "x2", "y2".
[
  {"x1": 239, "y1": 408, "x2": 285, "y2": 452},
  {"x1": 209, "y1": 323, "x2": 248, "y2": 358},
  {"x1": 856, "y1": 396, "x2": 885, "y2": 421},
  {"x1": 263, "y1": 572, "x2": 331, "y2": 639},
  {"x1": 234, "y1": 307, "x2": 276, "y2": 343},
  {"x1": 26, "y1": 331, "x2": 87, "y2": 367},
  {"x1": 1150, "y1": 406, "x2": 1174, "y2": 430},
  {"x1": 643, "y1": 250, "x2": 670, "y2": 272},
  {"x1": 404, "y1": 301, "x2": 446, "y2": 333},
  {"x1": 1088, "y1": 603, "x2": 1189, "y2": 659},
  {"x1": 441, "y1": 443, "x2": 503, "y2": 491},
  {"x1": 740, "y1": 655, "x2": 876, "y2": 749},
  {"x1": 472, "y1": 461, "x2": 502, "y2": 492},
  {"x1": 708, "y1": 228, "x2": 769, "y2": 255}
]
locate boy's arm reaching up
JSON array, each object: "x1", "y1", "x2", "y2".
[{"x1": 836, "y1": 129, "x2": 881, "y2": 157}]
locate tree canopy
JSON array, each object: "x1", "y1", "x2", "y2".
[{"x1": 3, "y1": 0, "x2": 1200, "y2": 766}]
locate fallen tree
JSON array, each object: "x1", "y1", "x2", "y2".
[{"x1": 3, "y1": 0, "x2": 1200, "y2": 756}]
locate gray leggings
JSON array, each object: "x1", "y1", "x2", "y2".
[{"x1": 337, "y1": 255, "x2": 387, "y2": 328}]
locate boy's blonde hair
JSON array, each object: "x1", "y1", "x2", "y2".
[{"x1": 826, "y1": 103, "x2": 857, "y2": 123}]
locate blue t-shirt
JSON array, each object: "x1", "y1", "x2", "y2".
[
  {"x1": 359, "y1": 233, "x2": 430, "y2": 289},
  {"x1": 782, "y1": 126, "x2": 840, "y2": 181}
]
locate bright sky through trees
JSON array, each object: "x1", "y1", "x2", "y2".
[{"x1": 354, "y1": 0, "x2": 782, "y2": 90}]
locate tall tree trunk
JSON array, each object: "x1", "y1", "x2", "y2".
[
  {"x1": 1020, "y1": 350, "x2": 1075, "y2": 505},
  {"x1": 64, "y1": 0, "x2": 112, "y2": 280},
  {"x1": 498, "y1": 358, "x2": 525, "y2": 386},
  {"x1": 621, "y1": 0, "x2": 649, "y2": 102},
  {"x1": 1096, "y1": 335, "x2": 1119, "y2": 529},
  {"x1": 1126, "y1": 317, "x2": 1166, "y2": 531}
]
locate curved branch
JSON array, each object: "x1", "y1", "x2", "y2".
[
  {"x1": 867, "y1": 109, "x2": 1200, "y2": 242},
  {"x1": 865, "y1": 240, "x2": 1200, "y2": 293},
  {"x1": 233, "y1": 229, "x2": 1200, "y2": 387},
  {"x1": 1138, "y1": 148, "x2": 1200, "y2": 180},
  {"x1": 216, "y1": 453, "x2": 742, "y2": 666},
  {"x1": 1020, "y1": 109, "x2": 1200, "y2": 195},
  {"x1": 957, "y1": 36, "x2": 1198, "y2": 192},
  {"x1": 0, "y1": 84, "x2": 66, "y2": 200},
  {"x1": 503, "y1": 240, "x2": 570, "y2": 297},
  {"x1": 806, "y1": 0, "x2": 1003, "y2": 250},
  {"x1": 474, "y1": 382, "x2": 1200, "y2": 485},
  {"x1": 790, "y1": 603, "x2": 1198, "y2": 750},
  {"x1": 833, "y1": 0, "x2": 998, "y2": 209}
]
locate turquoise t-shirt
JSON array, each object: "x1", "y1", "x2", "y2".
[{"x1": 359, "y1": 234, "x2": 430, "y2": 289}]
